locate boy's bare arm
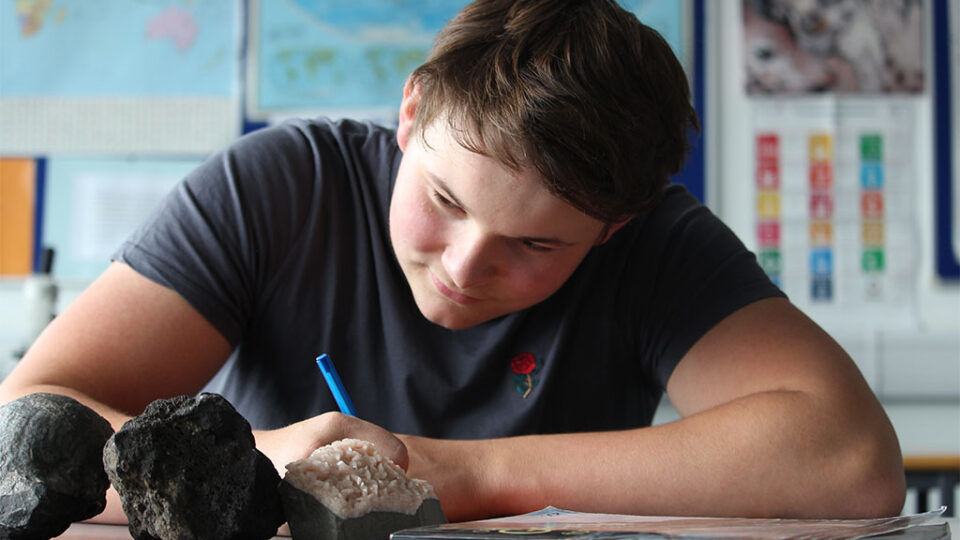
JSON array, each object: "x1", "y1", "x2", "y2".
[
  {"x1": 401, "y1": 297, "x2": 906, "y2": 521},
  {"x1": 0, "y1": 262, "x2": 232, "y2": 419}
]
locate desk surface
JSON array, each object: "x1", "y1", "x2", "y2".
[
  {"x1": 53, "y1": 523, "x2": 292, "y2": 539},
  {"x1": 53, "y1": 518, "x2": 959, "y2": 539}
]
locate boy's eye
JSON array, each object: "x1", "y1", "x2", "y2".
[
  {"x1": 431, "y1": 190, "x2": 460, "y2": 210},
  {"x1": 521, "y1": 240, "x2": 552, "y2": 253}
]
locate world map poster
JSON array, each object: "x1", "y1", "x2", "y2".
[
  {"x1": 248, "y1": 0, "x2": 688, "y2": 122},
  {"x1": 0, "y1": 0, "x2": 240, "y2": 154}
]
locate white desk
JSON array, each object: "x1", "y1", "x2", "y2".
[{"x1": 53, "y1": 522, "x2": 290, "y2": 539}]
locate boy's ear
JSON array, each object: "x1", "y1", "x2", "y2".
[
  {"x1": 397, "y1": 77, "x2": 420, "y2": 152},
  {"x1": 596, "y1": 218, "x2": 632, "y2": 245}
]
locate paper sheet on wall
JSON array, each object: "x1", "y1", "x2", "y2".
[
  {"x1": 751, "y1": 97, "x2": 920, "y2": 330},
  {"x1": 43, "y1": 158, "x2": 200, "y2": 282}
]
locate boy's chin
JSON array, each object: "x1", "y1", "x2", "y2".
[
  {"x1": 415, "y1": 300, "x2": 494, "y2": 331},
  {"x1": 419, "y1": 308, "x2": 484, "y2": 331}
]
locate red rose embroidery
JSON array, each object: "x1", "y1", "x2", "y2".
[
  {"x1": 511, "y1": 353, "x2": 538, "y2": 398},
  {"x1": 511, "y1": 353, "x2": 536, "y2": 375}
]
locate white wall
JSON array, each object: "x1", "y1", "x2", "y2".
[{"x1": 0, "y1": 279, "x2": 84, "y2": 376}]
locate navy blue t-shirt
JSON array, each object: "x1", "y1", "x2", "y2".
[{"x1": 114, "y1": 118, "x2": 783, "y2": 435}]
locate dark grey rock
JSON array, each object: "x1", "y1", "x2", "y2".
[
  {"x1": 279, "y1": 480, "x2": 447, "y2": 540},
  {"x1": 0, "y1": 392, "x2": 114, "y2": 540},
  {"x1": 102, "y1": 393, "x2": 284, "y2": 540}
]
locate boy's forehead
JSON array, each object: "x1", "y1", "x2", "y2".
[
  {"x1": 418, "y1": 119, "x2": 534, "y2": 180},
  {"x1": 414, "y1": 127, "x2": 600, "y2": 233}
]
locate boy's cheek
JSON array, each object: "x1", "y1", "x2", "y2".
[{"x1": 391, "y1": 202, "x2": 444, "y2": 256}]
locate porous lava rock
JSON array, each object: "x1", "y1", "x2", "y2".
[
  {"x1": 102, "y1": 393, "x2": 284, "y2": 540},
  {"x1": 0, "y1": 392, "x2": 113, "y2": 540}
]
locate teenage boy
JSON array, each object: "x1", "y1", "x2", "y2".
[{"x1": 0, "y1": 0, "x2": 905, "y2": 523}]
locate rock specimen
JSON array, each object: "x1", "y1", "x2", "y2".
[
  {"x1": 0, "y1": 392, "x2": 113, "y2": 540},
  {"x1": 102, "y1": 393, "x2": 284, "y2": 540},
  {"x1": 280, "y1": 438, "x2": 446, "y2": 540}
]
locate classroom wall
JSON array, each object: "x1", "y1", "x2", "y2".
[{"x1": 1, "y1": 0, "x2": 957, "y2": 461}]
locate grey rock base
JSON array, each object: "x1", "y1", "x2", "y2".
[{"x1": 279, "y1": 480, "x2": 447, "y2": 540}]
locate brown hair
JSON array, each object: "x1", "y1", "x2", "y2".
[{"x1": 409, "y1": 0, "x2": 700, "y2": 222}]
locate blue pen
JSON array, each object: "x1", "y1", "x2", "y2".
[{"x1": 316, "y1": 354, "x2": 358, "y2": 416}]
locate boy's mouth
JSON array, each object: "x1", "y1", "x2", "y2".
[{"x1": 429, "y1": 272, "x2": 480, "y2": 305}]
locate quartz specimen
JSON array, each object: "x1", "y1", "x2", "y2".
[
  {"x1": 0, "y1": 392, "x2": 113, "y2": 540},
  {"x1": 102, "y1": 393, "x2": 284, "y2": 540},
  {"x1": 280, "y1": 438, "x2": 446, "y2": 540}
]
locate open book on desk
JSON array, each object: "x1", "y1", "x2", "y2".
[{"x1": 391, "y1": 506, "x2": 950, "y2": 539}]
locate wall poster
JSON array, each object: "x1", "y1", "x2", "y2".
[
  {"x1": 742, "y1": 0, "x2": 924, "y2": 95},
  {"x1": 0, "y1": 1, "x2": 241, "y2": 154},
  {"x1": 752, "y1": 98, "x2": 920, "y2": 328}
]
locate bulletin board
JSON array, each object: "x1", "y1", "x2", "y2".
[
  {"x1": 706, "y1": 2, "x2": 959, "y2": 405},
  {"x1": 735, "y1": 0, "x2": 955, "y2": 332},
  {"x1": 698, "y1": 0, "x2": 960, "y2": 355},
  {"x1": 0, "y1": 0, "x2": 242, "y2": 280},
  {"x1": 0, "y1": 0, "x2": 699, "y2": 280}
]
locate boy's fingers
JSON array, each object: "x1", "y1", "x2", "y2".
[{"x1": 315, "y1": 412, "x2": 411, "y2": 471}]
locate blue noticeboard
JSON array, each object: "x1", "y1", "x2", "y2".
[
  {"x1": 934, "y1": 0, "x2": 959, "y2": 280},
  {"x1": 672, "y1": 0, "x2": 704, "y2": 203}
]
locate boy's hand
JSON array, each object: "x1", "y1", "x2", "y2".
[{"x1": 254, "y1": 412, "x2": 409, "y2": 475}]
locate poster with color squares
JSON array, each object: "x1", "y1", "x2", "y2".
[{"x1": 752, "y1": 98, "x2": 919, "y2": 330}]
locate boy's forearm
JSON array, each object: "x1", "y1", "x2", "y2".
[
  {"x1": 0, "y1": 382, "x2": 133, "y2": 431},
  {"x1": 402, "y1": 389, "x2": 904, "y2": 521}
]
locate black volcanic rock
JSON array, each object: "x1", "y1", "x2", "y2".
[
  {"x1": 102, "y1": 393, "x2": 284, "y2": 540},
  {"x1": 0, "y1": 392, "x2": 113, "y2": 540}
]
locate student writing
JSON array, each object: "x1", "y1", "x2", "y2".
[{"x1": 0, "y1": 0, "x2": 905, "y2": 524}]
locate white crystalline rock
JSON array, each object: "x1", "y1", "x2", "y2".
[{"x1": 283, "y1": 438, "x2": 437, "y2": 519}]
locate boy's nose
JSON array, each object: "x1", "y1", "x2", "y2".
[{"x1": 441, "y1": 231, "x2": 497, "y2": 290}]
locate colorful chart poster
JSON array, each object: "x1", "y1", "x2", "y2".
[
  {"x1": 752, "y1": 98, "x2": 919, "y2": 328},
  {"x1": 43, "y1": 158, "x2": 201, "y2": 282},
  {"x1": 248, "y1": 0, "x2": 688, "y2": 121},
  {"x1": 0, "y1": 159, "x2": 36, "y2": 276},
  {"x1": 0, "y1": 1, "x2": 241, "y2": 154}
]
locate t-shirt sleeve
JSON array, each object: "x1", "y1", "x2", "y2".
[
  {"x1": 112, "y1": 122, "x2": 322, "y2": 346},
  {"x1": 622, "y1": 186, "x2": 786, "y2": 388}
]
